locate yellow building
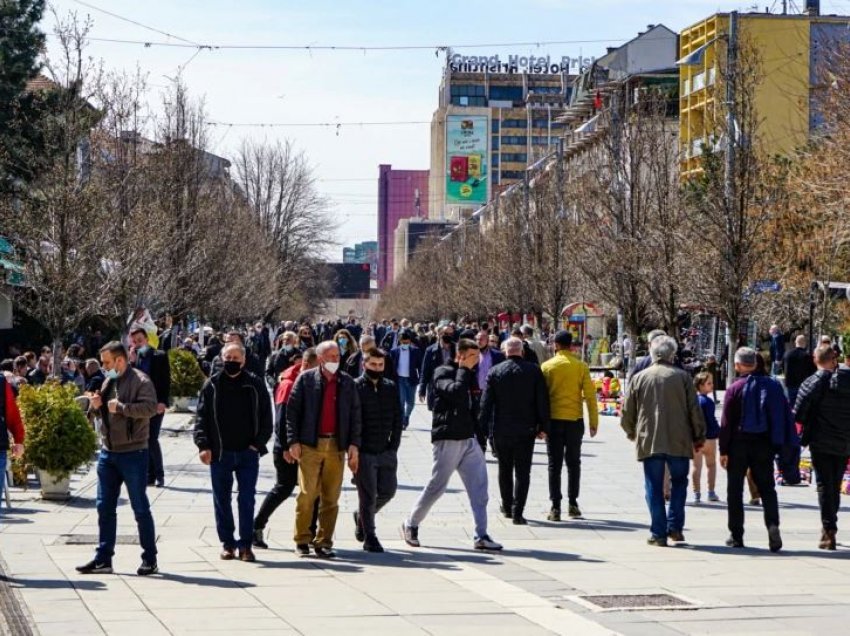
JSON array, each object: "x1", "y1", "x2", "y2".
[{"x1": 679, "y1": 10, "x2": 850, "y2": 177}]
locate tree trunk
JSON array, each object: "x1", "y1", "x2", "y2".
[{"x1": 52, "y1": 337, "x2": 63, "y2": 379}]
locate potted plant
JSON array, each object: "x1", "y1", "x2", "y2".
[
  {"x1": 18, "y1": 382, "x2": 98, "y2": 500},
  {"x1": 169, "y1": 348, "x2": 205, "y2": 412}
]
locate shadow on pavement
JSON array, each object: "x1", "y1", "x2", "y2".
[
  {"x1": 156, "y1": 572, "x2": 257, "y2": 587},
  {"x1": 433, "y1": 545, "x2": 603, "y2": 564},
  {"x1": 528, "y1": 518, "x2": 645, "y2": 532},
  {"x1": 395, "y1": 483, "x2": 462, "y2": 494},
  {"x1": 336, "y1": 549, "x2": 463, "y2": 571},
  {"x1": 1, "y1": 575, "x2": 106, "y2": 591},
  {"x1": 256, "y1": 559, "x2": 363, "y2": 574},
  {"x1": 682, "y1": 544, "x2": 842, "y2": 558}
]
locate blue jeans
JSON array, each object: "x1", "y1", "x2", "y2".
[
  {"x1": 397, "y1": 377, "x2": 416, "y2": 427},
  {"x1": 96, "y1": 449, "x2": 157, "y2": 563},
  {"x1": 210, "y1": 449, "x2": 260, "y2": 550},
  {"x1": 642, "y1": 454, "x2": 689, "y2": 538}
]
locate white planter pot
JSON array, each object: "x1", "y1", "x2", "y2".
[
  {"x1": 37, "y1": 469, "x2": 71, "y2": 501},
  {"x1": 172, "y1": 397, "x2": 192, "y2": 412}
]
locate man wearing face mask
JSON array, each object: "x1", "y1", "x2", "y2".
[
  {"x1": 77, "y1": 342, "x2": 159, "y2": 576},
  {"x1": 390, "y1": 330, "x2": 423, "y2": 430},
  {"x1": 286, "y1": 341, "x2": 361, "y2": 558},
  {"x1": 353, "y1": 349, "x2": 402, "y2": 552},
  {"x1": 419, "y1": 325, "x2": 456, "y2": 411},
  {"x1": 130, "y1": 328, "x2": 171, "y2": 488},
  {"x1": 473, "y1": 330, "x2": 505, "y2": 451},
  {"x1": 194, "y1": 343, "x2": 273, "y2": 563}
]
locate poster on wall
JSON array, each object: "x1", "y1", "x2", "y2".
[{"x1": 446, "y1": 114, "x2": 489, "y2": 205}]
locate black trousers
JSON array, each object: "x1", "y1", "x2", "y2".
[
  {"x1": 254, "y1": 453, "x2": 318, "y2": 535},
  {"x1": 726, "y1": 437, "x2": 779, "y2": 539},
  {"x1": 547, "y1": 419, "x2": 584, "y2": 507},
  {"x1": 811, "y1": 451, "x2": 848, "y2": 532},
  {"x1": 147, "y1": 413, "x2": 164, "y2": 483},
  {"x1": 354, "y1": 449, "x2": 398, "y2": 537},
  {"x1": 495, "y1": 434, "x2": 536, "y2": 515}
]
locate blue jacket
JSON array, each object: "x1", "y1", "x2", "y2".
[
  {"x1": 698, "y1": 393, "x2": 720, "y2": 439},
  {"x1": 770, "y1": 333, "x2": 785, "y2": 365},
  {"x1": 390, "y1": 344, "x2": 423, "y2": 385},
  {"x1": 419, "y1": 341, "x2": 455, "y2": 409}
]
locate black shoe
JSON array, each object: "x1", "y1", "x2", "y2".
[
  {"x1": 512, "y1": 515, "x2": 528, "y2": 525},
  {"x1": 647, "y1": 535, "x2": 668, "y2": 547},
  {"x1": 768, "y1": 525, "x2": 782, "y2": 553},
  {"x1": 76, "y1": 559, "x2": 113, "y2": 574},
  {"x1": 294, "y1": 544, "x2": 310, "y2": 557},
  {"x1": 252, "y1": 528, "x2": 268, "y2": 549},
  {"x1": 354, "y1": 511, "x2": 365, "y2": 542},
  {"x1": 499, "y1": 504, "x2": 513, "y2": 519},
  {"x1": 547, "y1": 508, "x2": 561, "y2": 522},
  {"x1": 725, "y1": 535, "x2": 745, "y2": 548},
  {"x1": 363, "y1": 535, "x2": 385, "y2": 553},
  {"x1": 668, "y1": 531, "x2": 686, "y2": 543},
  {"x1": 155, "y1": 478, "x2": 164, "y2": 488},
  {"x1": 314, "y1": 545, "x2": 336, "y2": 559},
  {"x1": 568, "y1": 504, "x2": 582, "y2": 519},
  {"x1": 136, "y1": 560, "x2": 158, "y2": 576}
]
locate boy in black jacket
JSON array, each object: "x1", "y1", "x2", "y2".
[{"x1": 353, "y1": 349, "x2": 402, "y2": 552}]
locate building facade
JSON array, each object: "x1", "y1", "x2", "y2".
[
  {"x1": 393, "y1": 219, "x2": 456, "y2": 282},
  {"x1": 377, "y1": 165, "x2": 429, "y2": 290},
  {"x1": 679, "y1": 4, "x2": 850, "y2": 177},
  {"x1": 342, "y1": 241, "x2": 378, "y2": 281}
]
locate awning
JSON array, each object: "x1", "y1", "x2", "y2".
[{"x1": 575, "y1": 113, "x2": 600, "y2": 135}]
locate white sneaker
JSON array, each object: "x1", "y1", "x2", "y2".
[{"x1": 474, "y1": 535, "x2": 503, "y2": 551}]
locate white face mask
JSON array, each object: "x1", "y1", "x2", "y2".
[{"x1": 323, "y1": 361, "x2": 339, "y2": 374}]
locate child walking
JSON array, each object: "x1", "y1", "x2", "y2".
[{"x1": 693, "y1": 372, "x2": 720, "y2": 503}]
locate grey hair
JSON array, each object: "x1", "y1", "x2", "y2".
[
  {"x1": 316, "y1": 341, "x2": 338, "y2": 356},
  {"x1": 647, "y1": 329, "x2": 667, "y2": 343},
  {"x1": 505, "y1": 337, "x2": 524, "y2": 355},
  {"x1": 734, "y1": 347, "x2": 757, "y2": 366},
  {"x1": 359, "y1": 334, "x2": 375, "y2": 347},
  {"x1": 650, "y1": 336, "x2": 678, "y2": 363}
]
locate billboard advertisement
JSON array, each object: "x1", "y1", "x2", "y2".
[{"x1": 446, "y1": 114, "x2": 489, "y2": 205}]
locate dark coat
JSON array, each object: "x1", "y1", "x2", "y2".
[
  {"x1": 389, "y1": 345, "x2": 423, "y2": 384},
  {"x1": 354, "y1": 376, "x2": 402, "y2": 454},
  {"x1": 285, "y1": 367, "x2": 362, "y2": 449},
  {"x1": 783, "y1": 347, "x2": 816, "y2": 390},
  {"x1": 194, "y1": 370, "x2": 273, "y2": 459},
  {"x1": 134, "y1": 348, "x2": 171, "y2": 405},
  {"x1": 344, "y1": 350, "x2": 396, "y2": 382},
  {"x1": 479, "y1": 356, "x2": 550, "y2": 439},
  {"x1": 211, "y1": 350, "x2": 264, "y2": 379},
  {"x1": 795, "y1": 368, "x2": 850, "y2": 455},
  {"x1": 431, "y1": 364, "x2": 476, "y2": 443},
  {"x1": 419, "y1": 341, "x2": 456, "y2": 410}
]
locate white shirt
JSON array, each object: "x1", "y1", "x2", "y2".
[{"x1": 397, "y1": 347, "x2": 411, "y2": 378}]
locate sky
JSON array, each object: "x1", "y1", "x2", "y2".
[{"x1": 44, "y1": 0, "x2": 850, "y2": 259}]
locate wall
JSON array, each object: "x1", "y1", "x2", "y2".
[{"x1": 377, "y1": 165, "x2": 430, "y2": 290}]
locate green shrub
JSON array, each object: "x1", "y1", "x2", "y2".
[
  {"x1": 169, "y1": 348, "x2": 205, "y2": 398},
  {"x1": 19, "y1": 382, "x2": 98, "y2": 480}
]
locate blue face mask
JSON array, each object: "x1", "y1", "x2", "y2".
[
  {"x1": 105, "y1": 369, "x2": 119, "y2": 380},
  {"x1": 401, "y1": 344, "x2": 410, "y2": 350},
  {"x1": 137, "y1": 345, "x2": 150, "y2": 356},
  {"x1": 338, "y1": 338, "x2": 348, "y2": 349}
]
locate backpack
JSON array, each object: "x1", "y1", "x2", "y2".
[{"x1": 741, "y1": 375, "x2": 770, "y2": 434}]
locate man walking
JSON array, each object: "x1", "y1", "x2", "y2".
[
  {"x1": 769, "y1": 325, "x2": 785, "y2": 376},
  {"x1": 783, "y1": 335, "x2": 816, "y2": 406},
  {"x1": 480, "y1": 337, "x2": 549, "y2": 524},
  {"x1": 621, "y1": 336, "x2": 706, "y2": 546},
  {"x1": 353, "y1": 349, "x2": 402, "y2": 552},
  {"x1": 77, "y1": 342, "x2": 159, "y2": 576},
  {"x1": 419, "y1": 325, "x2": 456, "y2": 411},
  {"x1": 720, "y1": 347, "x2": 797, "y2": 552},
  {"x1": 286, "y1": 341, "x2": 361, "y2": 558},
  {"x1": 541, "y1": 330, "x2": 598, "y2": 521},
  {"x1": 473, "y1": 330, "x2": 505, "y2": 450},
  {"x1": 402, "y1": 339, "x2": 502, "y2": 551},
  {"x1": 130, "y1": 327, "x2": 171, "y2": 488},
  {"x1": 794, "y1": 345, "x2": 850, "y2": 550},
  {"x1": 390, "y1": 330, "x2": 422, "y2": 430},
  {"x1": 194, "y1": 342, "x2": 273, "y2": 562}
]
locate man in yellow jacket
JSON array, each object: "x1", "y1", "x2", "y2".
[{"x1": 541, "y1": 330, "x2": 598, "y2": 521}]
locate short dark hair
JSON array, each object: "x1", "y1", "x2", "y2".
[
  {"x1": 456, "y1": 338, "x2": 478, "y2": 354},
  {"x1": 100, "y1": 341, "x2": 128, "y2": 360},
  {"x1": 0, "y1": 359, "x2": 13, "y2": 372},
  {"x1": 129, "y1": 327, "x2": 148, "y2": 339},
  {"x1": 363, "y1": 348, "x2": 386, "y2": 362}
]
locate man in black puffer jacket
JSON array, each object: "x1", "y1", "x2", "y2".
[
  {"x1": 352, "y1": 349, "x2": 402, "y2": 553},
  {"x1": 480, "y1": 337, "x2": 550, "y2": 525},
  {"x1": 794, "y1": 345, "x2": 850, "y2": 551}
]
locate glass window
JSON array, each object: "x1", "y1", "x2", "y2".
[
  {"x1": 491, "y1": 136, "x2": 500, "y2": 150},
  {"x1": 489, "y1": 85, "x2": 524, "y2": 101}
]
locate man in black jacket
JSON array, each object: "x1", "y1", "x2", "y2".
[
  {"x1": 794, "y1": 345, "x2": 850, "y2": 550},
  {"x1": 130, "y1": 328, "x2": 171, "y2": 488},
  {"x1": 784, "y1": 335, "x2": 817, "y2": 406},
  {"x1": 286, "y1": 341, "x2": 361, "y2": 558},
  {"x1": 210, "y1": 332, "x2": 264, "y2": 378},
  {"x1": 418, "y1": 325, "x2": 456, "y2": 411},
  {"x1": 480, "y1": 337, "x2": 550, "y2": 525},
  {"x1": 194, "y1": 343, "x2": 273, "y2": 563},
  {"x1": 402, "y1": 339, "x2": 502, "y2": 552},
  {"x1": 353, "y1": 349, "x2": 402, "y2": 553}
]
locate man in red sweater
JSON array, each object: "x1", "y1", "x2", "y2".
[{"x1": 1, "y1": 375, "x2": 26, "y2": 506}]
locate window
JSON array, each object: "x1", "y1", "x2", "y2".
[
  {"x1": 500, "y1": 135, "x2": 527, "y2": 146},
  {"x1": 451, "y1": 96, "x2": 486, "y2": 106},
  {"x1": 491, "y1": 136, "x2": 500, "y2": 150},
  {"x1": 501, "y1": 170, "x2": 525, "y2": 180},
  {"x1": 491, "y1": 120, "x2": 500, "y2": 133},
  {"x1": 491, "y1": 154, "x2": 499, "y2": 166},
  {"x1": 500, "y1": 153, "x2": 528, "y2": 163},
  {"x1": 450, "y1": 84, "x2": 486, "y2": 97},
  {"x1": 489, "y1": 85, "x2": 524, "y2": 101},
  {"x1": 501, "y1": 118, "x2": 528, "y2": 129}
]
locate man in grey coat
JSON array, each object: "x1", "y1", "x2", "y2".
[{"x1": 621, "y1": 336, "x2": 706, "y2": 547}]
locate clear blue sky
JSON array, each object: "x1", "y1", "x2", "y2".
[{"x1": 45, "y1": 0, "x2": 850, "y2": 257}]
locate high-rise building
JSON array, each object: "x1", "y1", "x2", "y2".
[
  {"x1": 342, "y1": 247, "x2": 356, "y2": 263},
  {"x1": 679, "y1": 3, "x2": 850, "y2": 177},
  {"x1": 393, "y1": 219, "x2": 456, "y2": 282},
  {"x1": 430, "y1": 53, "x2": 578, "y2": 221},
  {"x1": 377, "y1": 165, "x2": 429, "y2": 290}
]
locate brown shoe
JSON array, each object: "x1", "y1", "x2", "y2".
[
  {"x1": 220, "y1": 547, "x2": 236, "y2": 560},
  {"x1": 238, "y1": 548, "x2": 256, "y2": 562},
  {"x1": 819, "y1": 529, "x2": 837, "y2": 551}
]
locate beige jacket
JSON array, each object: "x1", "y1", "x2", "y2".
[
  {"x1": 96, "y1": 368, "x2": 158, "y2": 452},
  {"x1": 621, "y1": 362, "x2": 706, "y2": 461}
]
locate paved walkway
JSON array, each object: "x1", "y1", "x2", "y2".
[{"x1": 2, "y1": 403, "x2": 849, "y2": 635}]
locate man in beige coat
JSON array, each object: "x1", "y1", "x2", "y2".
[{"x1": 621, "y1": 336, "x2": 706, "y2": 547}]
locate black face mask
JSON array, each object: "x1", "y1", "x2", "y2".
[
  {"x1": 223, "y1": 361, "x2": 242, "y2": 376},
  {"x1": 365, "y1": 368, "x2": 383, "y2": 380},
  {"x1": 441, "y1": 335, "x2": 453, "y2": 344}
]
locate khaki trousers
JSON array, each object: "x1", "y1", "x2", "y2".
[{"x1": 294, "y1": 438, "x2": 344, "y2": 547}]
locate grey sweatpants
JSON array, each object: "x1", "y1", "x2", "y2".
[{"x1": 407, "y1": 438, "x2": 490, "y2": 539}]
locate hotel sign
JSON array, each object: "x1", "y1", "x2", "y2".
[{"x1": 448, "y1": 53, "x2": 595, "y2": 74}]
